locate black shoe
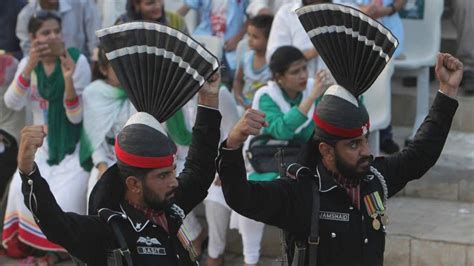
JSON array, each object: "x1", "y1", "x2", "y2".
[{"x1": 380, "y1": 139, "x2": 400, "y2": 154}]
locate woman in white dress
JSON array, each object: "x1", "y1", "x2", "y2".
[{"x1": 2, "y1": 11, "x2": 91, "y2": 263}]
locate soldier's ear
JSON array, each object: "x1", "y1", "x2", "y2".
[
  {"x1": 125, "y1": 176, "x2": 143, "y2": 194},
  {"x1": 319, "y1": 142, "x2": 334, "y2": 161}
]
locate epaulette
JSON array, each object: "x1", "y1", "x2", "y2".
[
  {"x1": 285, "y1": 163, "x2": 317, "y2": 180},
  {"x1": 98, "y1": 208, "x2": 127, "y2": 224}
]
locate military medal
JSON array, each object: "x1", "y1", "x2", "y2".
[
  {"x1": 372, "y1": 215, "x2": 381, "y2": 230},
  {"x1": 381, "y1": 214, "x2": 389, "y2": 226},
  {"x1": 364, "y1": 191, "x2": 386, "y2": 231}
]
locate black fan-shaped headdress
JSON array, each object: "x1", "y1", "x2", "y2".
[
  {"x1": 96, "y1": 21, "x2": 220, "y2": 122},
  {"x1": 297, "y1": 3, "x2": 398, "y2": 95},
  {"x1": 95, "y1": 22, "x2": 220, "y2": 169},
  {"x1": 296, "y1": 4, "x2": 398, "y2": 141}
]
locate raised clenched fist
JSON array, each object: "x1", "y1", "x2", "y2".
[
  {"x1": 18, "y1": 125, "x2": 47, "y2": 174},
  {"x1": 226, "y1": 109, "x2": 268, "y2": 149},
  {"x1": 436, "y1": 53, "x2": 464, "y2": 98}
]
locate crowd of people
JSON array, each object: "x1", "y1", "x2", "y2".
[{"x1": 0, "y1": 0, "x2": 471, "y2": 265}]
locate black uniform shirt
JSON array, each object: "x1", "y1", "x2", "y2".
[
  {"x1": 19, "y1": 107, "x2": 222, "y2": 266},
  {"x1": 218, "y1": 92, "x2": 458, "y2": 266}
]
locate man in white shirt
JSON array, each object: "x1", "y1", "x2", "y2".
[
  {"x1": 266, "y1": 0, "x2": 330, "y2": 76},
  {"x1": 247, "y1": 0, "x2": 296, "y2": 17}
]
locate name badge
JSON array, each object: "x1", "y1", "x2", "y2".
[
  {"x1": 137, "y1": 246, "x2": 167, "y2": 256},
  {"x1": 319, "y1": 211, "x2": 350, "y2": 222}
]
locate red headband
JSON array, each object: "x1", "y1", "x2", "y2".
[
  {"x1": 313, "y1": 114, "x2": 370, "y2": 139},
  {"x1": 115, "y1": 137, "x2": 174, "y2": 169}
]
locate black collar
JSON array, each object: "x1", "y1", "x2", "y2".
[
  {"x1": 89, "y1": 164, "x2": 124, "y2": 215},
  {"x1": 97, "y1": 203, "x2": 152, "y2": 233},
  {"x1": 120, "y1": 202, "x2": 152, "y2": 232},
  {"x1": 315, "y1": 163, "x2": 376, "y2": 192},
  {"x1": 316, "y1": 164, "x2": 339, "y2": 192}
]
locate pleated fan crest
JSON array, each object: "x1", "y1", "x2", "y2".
[
  {"x1": 96, "y1": 22, "x2": 220, "y2": 122},
  {"x1": 296, "y1": 3, "x2": 398, "y2": 96}
]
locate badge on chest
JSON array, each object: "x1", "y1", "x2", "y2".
[
  {"x1": 319, "y1": 211, "x2": 350, "y2": 222},
  {"x1": 363, "y1": 191, "x2": 388, "y2": 230},
  {"x1": 136, "y1": 236, "x2": 167, "y2": 256}
]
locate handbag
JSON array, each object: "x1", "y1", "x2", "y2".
[{"x1": 246, "y1": 134, "x2": 302, "y2": 173}]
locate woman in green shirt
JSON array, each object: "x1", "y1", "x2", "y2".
[
  {"x1": 231, "y1": 45, "x2": 333, "y2": 266},
  {"x1": 250, "y1": 45, "x2": 331, "y2": 181}
]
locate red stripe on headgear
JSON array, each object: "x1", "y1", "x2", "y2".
[
  {"x1": 313, "y1": 113, "x2": 370, "y2": 139},
  {"x1": 115, "y1": 138, "x2": 174, "y2": 169}
]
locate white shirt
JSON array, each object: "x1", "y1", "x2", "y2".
[
  {"x1": 95, "y1": 0, "x2": 127, "y2": 28},
  {"x1": 266, "y1": 2, "x2": 326, "y2": 75},
  {"x1": 246, "y1": 0, "x2": 296, "y2": 17}
]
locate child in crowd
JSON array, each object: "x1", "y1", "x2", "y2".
[
  {"x1": 178, "y1": 0, "x2": 248, "y2": 85},
  {"x1": 233, "y1": 14, "x2": 273, "y2": 113}
]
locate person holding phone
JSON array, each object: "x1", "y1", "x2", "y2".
[
  {"x1": 15, "y1": 0, "x2": 100, "y2": 60},
  {"x1": 2, "y1": 11, "x2": 91, "y2": 264}
]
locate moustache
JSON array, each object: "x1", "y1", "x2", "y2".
[
  {"x1": 165, "y1": 188, "x2": 178, "y2": 198},
  {"x1": 357, "y1": 155, "x2": 374, "y2": 166}
]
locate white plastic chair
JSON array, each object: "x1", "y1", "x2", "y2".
[
  {"x1": 394, "y1": 0, "x2": 444, "y2": 139},
  {"x1": 363, "y1": 62, "x2": 394, "y2": 156},
  {"x1": 192, "y1": 35, "x2": 225, "y2": 62},
  {"x1": 164, "y1": 0, "x2": 199, "y2": 32}
]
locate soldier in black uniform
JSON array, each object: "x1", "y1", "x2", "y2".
[
  {"x1": 216, "y1": 41, "x2": 464, "y2": 266},
  {"x1": 217, "y1": 3, "x2": 466, "y2": 265},
  {"x1": 15, "y1": 72, "x2": 219, "y2": 265},
  {"x1": 15, "y1": 68, "x2": 263, "y2": 265}
]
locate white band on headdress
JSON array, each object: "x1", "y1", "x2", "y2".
[
  {"x1": 324, "y1": 85, "x2": 359, "y2": 107},
  {"x1": 124, "y1": 112, "x2": 168, "y2": 136}
]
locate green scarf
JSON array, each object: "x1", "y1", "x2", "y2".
[
  {"x1": 35, "y1": 48, "x2": 84, "y2": 167},
  {"x1": 166, "y1": 109, "x2": 193, "y2": 146}
]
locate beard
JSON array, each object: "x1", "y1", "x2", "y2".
[
  {"x1": 142, "y1": 185, "x2": 177, "y2": 211},
  {"x1": 334, "y1": 151, "x2": 373, "y2": 180}
]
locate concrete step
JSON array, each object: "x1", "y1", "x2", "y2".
[
  {"x1": 390, "y1": 77, "x2": 474, "y2": 133},
  {"x1": 384, "y1": 197, "x2": 474, "y2": 266},
  {"x1": 392, "y1": 127, "x2": 474, "y2": 203},
  {"x1": 222, "y1": 197, "x2": 474, "y2": 266}
]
